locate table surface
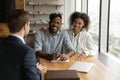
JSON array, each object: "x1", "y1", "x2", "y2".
[{"x1": 40, "y1": 55, "x2": 120, "y2": 80}]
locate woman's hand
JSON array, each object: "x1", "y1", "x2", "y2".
[{"x1": 77, "y1": 52, "x2": 86, "y2": 61}]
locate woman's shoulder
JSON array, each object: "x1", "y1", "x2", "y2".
[{"x1": 81, "y1": 29, "x2": 90, "y2": 35}]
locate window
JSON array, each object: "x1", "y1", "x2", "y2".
[
  {"x1": 75, "y1": 0, "x2": 120, "y2": 72},
  {"x1": 75, "y1": 0, "x2": 81, "y2": 11},
  {"x1": 109, "y1": 0, "x2": 120, "y2": 59},
  {"x1": 88, "y1": 0, "x2": 100, "y2": 50}
]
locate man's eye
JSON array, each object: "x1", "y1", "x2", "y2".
[{"x1": 57, "y1": 22, "x2": 60, "y2": 24}]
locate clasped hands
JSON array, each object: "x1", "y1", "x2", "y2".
[{"x1": 51, "y1": 52, "x2": 87, "y2": 61}]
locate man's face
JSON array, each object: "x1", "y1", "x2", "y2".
[
  {"x1": 49, "y1": 17, "x2": 62, "y2": 35},
  {"x1": 24, "y1": 22, "x2": 30, "y2": 36}
]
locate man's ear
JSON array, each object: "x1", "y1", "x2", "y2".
[
  {"x1": 21, "y1": 24, "x2": 27, "y2": 33},
  {"x1": 24, "y1": 23, "x2": 28, "y2": 30}
]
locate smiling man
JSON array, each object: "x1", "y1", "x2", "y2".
[{"x1": 35, "y1": 13, "x2": 75, "y2": 61}]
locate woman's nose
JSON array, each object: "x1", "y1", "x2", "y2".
[{"x1": 75, "y1": 23, "x2": 79, "y2": 27}]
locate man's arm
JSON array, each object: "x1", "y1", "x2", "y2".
[
  {"x1": 66, "y1": 49, "x2": 75, "y2": 57},
  {"x1": 36, "y1": 50, "x2": 53, "y2": 60},
  {"x1": 64, "y1": 31, "x2": 75, "y2": 53},
  {"x1": 60, "y1": 49, "x2": 75, "y2": 61},
  {"x1": 36, "y1": 51, "x2": 61, "y2": 60},
  {"x1": 34, "y1": 31, "x2": 43, "y2": 52},
  {"x1": 34, "y1": 31, "x2": 51, "y2": 60},
  {"x1": 60, "y1": 30, "x2": 75, "y2": 60}
]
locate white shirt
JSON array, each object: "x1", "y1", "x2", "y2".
[
  {"x1": 67, "y1": 29, "x2": 96, "y2": 56},
  {"x1": 10, "y1": 34, "x2": 25, "y2": 44}
]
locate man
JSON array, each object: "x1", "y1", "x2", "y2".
[
  {"x1": 35, "y1": 13, "x2": 75, "y2": 61},
  {"x1": 0, "y1": 9, "x2": 41, "y2": 80}
]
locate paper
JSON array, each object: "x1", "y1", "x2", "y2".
[
  {"x1": 51, "y1": 57, "x2": 69, "y2": 62},
  {"x1": 69, "y1": 61, "x2": 94, "y2": 73}
]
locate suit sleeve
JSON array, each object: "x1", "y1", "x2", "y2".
[{"x1": 23, "y1": 48, "x2": 41, "y2": 80}]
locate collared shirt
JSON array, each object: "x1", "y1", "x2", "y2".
[
  {"x1": 10, "y1": 34, "x2": 25, "y2": 44},
  {"x1": 67, "y1": 29, "x2": 96, "y2": 56},
  {"x1": 34, "y1": 29, "x2": 75, "y2": 54}
]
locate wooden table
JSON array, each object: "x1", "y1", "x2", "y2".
[{"x1": 40, "y1": 55, "x2": 120, "y2": 80}]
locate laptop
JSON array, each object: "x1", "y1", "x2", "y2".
[{"x1": 68, "y1": 61, "x2": 94, "y2": 73}]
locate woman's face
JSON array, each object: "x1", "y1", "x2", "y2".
[{"x1": 73, "y1": 18, "x2": 84, "y2": 31}]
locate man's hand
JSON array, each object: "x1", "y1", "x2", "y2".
[
  {"x1": 36, "y1": 63, "x2": 46, "y2": 70},
  {"x1": 51, "y1": 52, "x2": 61, "y2": 60},
  {"x1": 60, "y1": 53, "x2": 69, "y2": 61},
  {"x1": 36, "y1": 51, "x2": 53, "y2": 60}
]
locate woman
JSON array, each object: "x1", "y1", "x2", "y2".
[{"x1": 67, "y1": 11, "x2": 96, "y2": 60}]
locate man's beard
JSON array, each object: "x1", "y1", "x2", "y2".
[{"x1": 49, "y1": 27, "x2": 58, "y2": 35}]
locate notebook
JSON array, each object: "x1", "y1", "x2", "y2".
[
  {"x1": 45, "y1": 70, "x2": 80, "y2": 80},
  {"x1": 68, "y1": 61, "x2": 94, "y2": 73}
]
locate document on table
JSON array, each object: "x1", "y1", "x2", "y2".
[
  {"x1": 68, "y1": 61, "x2": 94, "y2": 73},
  {"x1": 51, "y1": 57, "x2": 69, "y2": 62}
]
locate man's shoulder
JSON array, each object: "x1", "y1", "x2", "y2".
[
  {"x1": 18, "y1": 44, "x2": 35, "y2": 57},
  {"x1": 59, "y1": 29, "x2": 68, "y2": 34},
  {"x1": 36, "y1": 30, "x2": 44, "y2": 34},
  {"x1": 35, "y1": 30, "x2": 48, "y2": 36},
  {"x1": 58, "y1": 29, "x2": 70, "y2": 39}
]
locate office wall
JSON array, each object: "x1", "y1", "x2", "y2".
[
  {"x1": 64, "y1": 0, "x2": 75, "y2": 28},
  {"x1": 15, "y1": 0, "x2": 76, "y2": 28},
  {"x1": 16, "y1": 0, "x2": 24, "y2": 9}
]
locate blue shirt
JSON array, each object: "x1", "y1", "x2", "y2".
[{"x1": 34, "y1": 29, "x2": 75, "y2": 54}]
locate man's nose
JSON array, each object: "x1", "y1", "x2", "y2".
[{"x1": 53, "y1": 23, "x2": 58, "y2": 26}]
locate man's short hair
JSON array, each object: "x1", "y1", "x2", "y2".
[
  {"x1": 7, "y1": 9, "x2": 29, "y2": 33},
  {"x1": 49, "y1": 13, "x2": 62, "y2": 21}
]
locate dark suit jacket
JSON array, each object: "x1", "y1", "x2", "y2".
[{"x1": 0, "y1": 35, "x2": 41, "y2": 80}]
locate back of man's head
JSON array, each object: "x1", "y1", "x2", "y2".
[{"x1": 7, "y1": 9, "x2": 29, "y2": 33}]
